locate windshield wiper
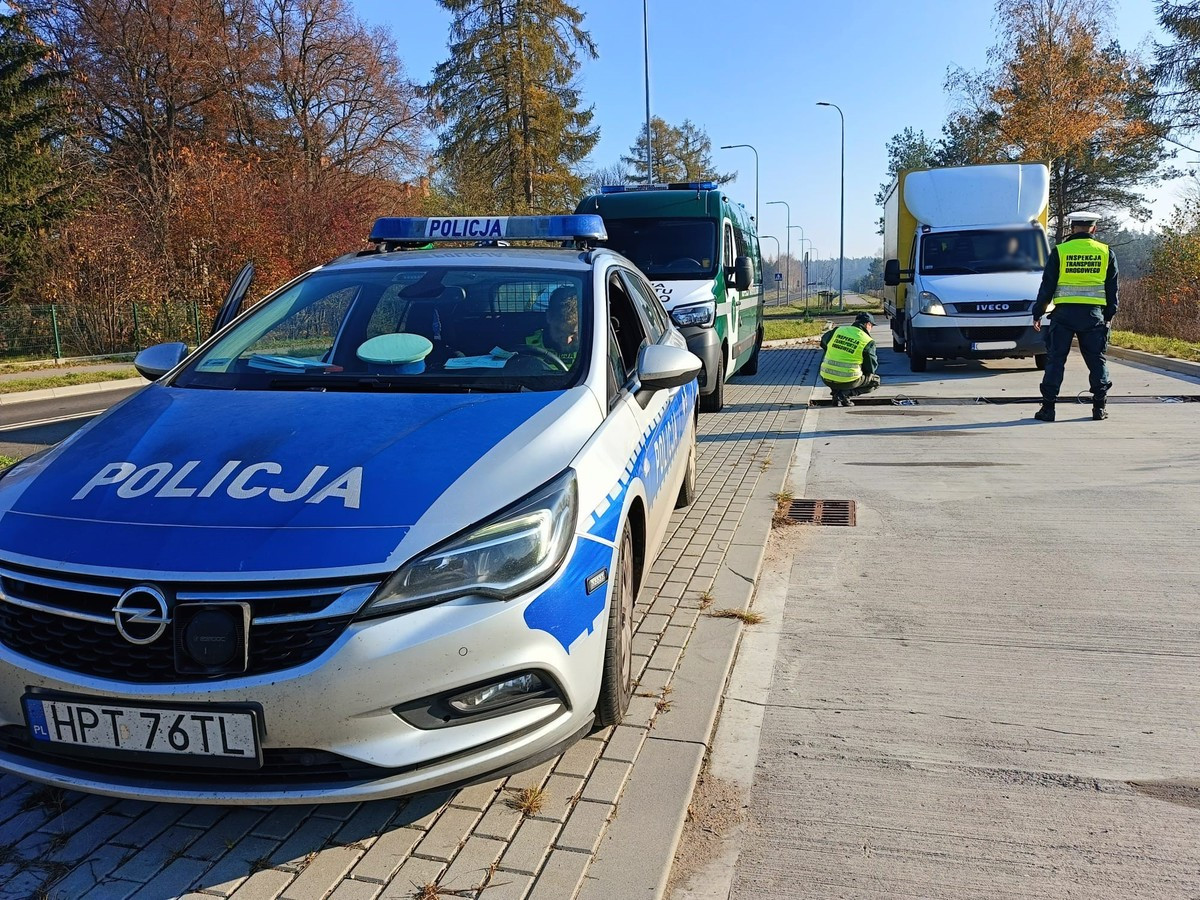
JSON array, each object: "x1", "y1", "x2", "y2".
[{"x1": 268, "y1": 376, "x2": 531, "y2": 393}]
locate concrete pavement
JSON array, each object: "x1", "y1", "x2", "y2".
[{"x1": 674, "y1": 333, "x2": 1200, "y2": 898}]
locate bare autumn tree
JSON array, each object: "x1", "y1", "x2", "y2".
[
  {"x1": 16, "y1": 0, "x2": 428, "y2": 316},
  {"x1": 948, "y1": 0, "x2": 1171, "y2": 240},
  {"x1": 256, "y1": 0, "x2": 424, "y2": 183}
]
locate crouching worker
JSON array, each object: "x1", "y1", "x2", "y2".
[{"x1": 820, "y1": 312, "x2": 881, "y2": 407}]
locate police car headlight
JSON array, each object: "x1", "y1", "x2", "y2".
[
  {"x1": 670, "y1": 302, "x2": 715, "y2": 328},
  {"x1": 361, "y1": 470, "x2": 578, "y2": 617},
  {"x1": 919, "y1": 291, "x2": 946, "y2": 315}
]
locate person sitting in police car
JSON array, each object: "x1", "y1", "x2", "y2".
[{"x1": 525, "y1": 287, "x2": 580, "y2": 367}]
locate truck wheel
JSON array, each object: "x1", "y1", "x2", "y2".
[
  {"x1": 699, "y1": 353, "x2": 725, "y2": 413},
  {"x1": 595, "y1": 521, "x2": 635, "y2": 727},
  {"x1": 740, "y1": 327, "x2": 763, "y2": 376},
  {"x1": 1034, "y1": 353, "x2": 1047, "y2": 371}
]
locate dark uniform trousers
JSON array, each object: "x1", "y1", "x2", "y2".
[{"x1": 1040, "y1": 304, "x2": 1112, "y2": 402}]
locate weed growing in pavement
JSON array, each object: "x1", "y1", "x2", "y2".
[
  {"x1": 504, "y1": 785, "x2": 546, "y2": 817},
  {"x1": 772, "y1": 494, "x2": 797, "y2": 529},
  {"x1": 414, "y1": 883, "x2": 442, "y2": 900},
  {"x1": 249, "y1": 854, "x2": 274, "y2": 875},
  {"x1": 656, "y1": 698, "x2": 674, "y2": 714},
  {"x1": 708, "y1": 608, "x2": 765, "y2": 625},
  {"x1": 698, "y1": 591, "x2": 715, "y2": 609},
  {"x1": 20, "y1": 785, "x2": 67, "y2": 815}
]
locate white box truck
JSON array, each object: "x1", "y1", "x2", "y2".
[{"x1": 882, "y1": 162, "x2": 1050, "y2": 372}]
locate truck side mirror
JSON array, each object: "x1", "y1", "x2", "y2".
[{"x1": 884, "y1": 259, "x2": 902, "y2": 287}]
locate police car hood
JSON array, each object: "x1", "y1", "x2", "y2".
[
  {"x1": 0, "y1": 384, "x2": 601, "y2": 579},
  {"x1": 919, "y1": 270, "x2": 1043, "y2": 303}
]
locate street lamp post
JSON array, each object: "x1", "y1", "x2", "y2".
[
  {"x1": 766, "y1": 200, "x2": 790, "y2": 303},
  {"x1": 720, "y1": 143, "x2": 759, "y2": 230},
  {"x1": 643, "y1": 0, "x2": 652, "y2": 184},
  {"x1": 760, "y1": 234, "x2": 780, "y2": 305},
  {"x1": 788, "y1": 225, "x2": 805, "y2": 308},
  {"x1": 817, "y1": 101, "x2": 845, "y2": 312},
  {"x1": 797, "y1": 236, "x2": 813, "y2": 310}
]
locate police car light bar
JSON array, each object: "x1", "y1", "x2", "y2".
[
  {"x1": 599, "y1": 181, "x2": 717, "y2": 194},
  {"x1": 369, "y1": 215, "x2": 607, "y2": 244}
]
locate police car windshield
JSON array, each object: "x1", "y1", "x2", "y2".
[
  {"x1": 175, "y1": 266, "x2": 590, "y2": 393},
  {"x1": 598, "y1": 218, "x2": 718, "y2": 280},
  {"x1": 921, "y1": 228, "x2": 1047, "y2": 275}
]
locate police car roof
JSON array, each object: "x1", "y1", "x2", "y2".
[{"x1": 323, "y1": 246, "x2": 606, "y2": 274}]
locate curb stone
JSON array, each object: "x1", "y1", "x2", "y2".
[
  {"x1": 0, "y1": 377, "x2": 145, "y2": 407},
  {"x1": 1107, "y1": 345, "x2": 1200, "y2": 380}
]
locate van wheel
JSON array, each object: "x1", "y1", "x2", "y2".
[
  {"x1": 1034, "y1": 353, "x2": 1047, "y2": 371},
  {"x1": 740, "y1": 328, "x2": 763, "y2": 376},
  {"x1": 699, "y1": 354, "x2": 725, "y2": 413},
  {"x1": 596, "y1": 522, "x2": 635, "y2": 727},
  {"x1": 675, "y1": 432, "x2": 697, "y2": 509},
  {"x1": 908, "y1": 343, "x2": 928, "y2": 373}
]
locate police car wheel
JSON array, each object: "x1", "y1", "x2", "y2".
[
  {"x1": 596, "y1": 521, "x2": 635, "y2": 727},
  {"x1": 675, "y1": 435, "x2": 697, "y2": 509}
]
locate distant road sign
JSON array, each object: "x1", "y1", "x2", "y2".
[{"x1": 774, "y1": 272, "x2": 783, "y2": 282}]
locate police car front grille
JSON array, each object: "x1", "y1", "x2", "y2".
[
  {"x1": 0, "y1": 604, "x2": 354, "y2": 682},
  {"x1": 0, "y1": 563, "x2": 367, "y2": 683}
]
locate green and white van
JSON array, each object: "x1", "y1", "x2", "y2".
[{"x1": 575, "y1": 182, "x2": 764, "y2": 412}]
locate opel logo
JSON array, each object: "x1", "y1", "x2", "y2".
[{"x1": 113, "y1": 585, "x2": 170, "y2": 645}]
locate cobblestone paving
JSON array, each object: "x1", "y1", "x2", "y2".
[{"x1": 0, "y1": 349, "x2": 818, "y2": 900}]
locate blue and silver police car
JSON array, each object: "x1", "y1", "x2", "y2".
[{"x1": 0, "y1": 215, "x2": 701, "y2": 803}]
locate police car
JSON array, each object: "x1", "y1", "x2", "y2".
[{"x1": 0, "y1": 215, "x2": 701, "y2": 803}]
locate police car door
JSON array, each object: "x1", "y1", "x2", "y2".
[{"x1": 611, "y1": 267, "x2": 691, "y2": 553}]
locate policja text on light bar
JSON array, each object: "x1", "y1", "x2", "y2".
[{"x1": 369, "y1": 215, "x2": 608, "y2": 244}]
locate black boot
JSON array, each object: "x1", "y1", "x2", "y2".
[
  {"x1": 1034, "y1": 402, "x2": 1055, "y2": 422},
  {"x1": 1092, "y1": 394, "x2": 1108, "y2": 420}
]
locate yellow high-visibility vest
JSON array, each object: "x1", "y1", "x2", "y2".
[
  {"x1": 1053, "y1": 237, "x2": 1110, "y2": 306},
  {"x1": 526, "y1": 329, "x2": 578, "y2": 366},
  {"x1": 820, "y1": 325, "x2": 872, "y2": 384}
]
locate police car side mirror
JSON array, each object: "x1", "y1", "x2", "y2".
[
  {"x1": 637, "y1": 344, "x2": 703, "y2": 392},
  {"x1": 134, "y1": 342, "x2": 188, "y2": 381}
]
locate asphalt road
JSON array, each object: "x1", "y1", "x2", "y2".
[
  {"x1": 695, "y1": 335, "x2": 1200, "y2": 898},
  {"x1": 0, "y1": 386, "x2": 142, "y2": 461}
]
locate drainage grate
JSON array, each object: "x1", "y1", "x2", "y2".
[{"x1": 785, "y1": 499, "x2": 857, "y2": 526}]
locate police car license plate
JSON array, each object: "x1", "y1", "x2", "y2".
[
  {"x1": 23, "y1": 694, "x2": 259, "y2": 763},
  {"x1": 972, "y1": 340, "x2": 1017, "y2": 351}
]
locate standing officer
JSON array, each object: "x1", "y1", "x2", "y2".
[
  {"x1": 820, "y1": 312, "x2": 880, "y2": 407},
  {"x1": 1031, "y1": 212, "x2": 1118, "y2": 421}
]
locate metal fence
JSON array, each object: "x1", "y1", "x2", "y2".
[{"x1": 0, "y1": 301, "x2": 211, "y2": 362}]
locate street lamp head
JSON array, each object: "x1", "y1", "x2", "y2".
[{"x1": 816, "y1": 101, "x2": 830, "y2": 107}]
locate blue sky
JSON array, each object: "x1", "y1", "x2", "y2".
[{"x1": 356, "y1": 0, "x2": 1171, "y2": 259}]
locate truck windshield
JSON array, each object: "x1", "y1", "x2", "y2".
[
  {"x1": 599, "y1": 218, "x2": 718, "y2": 280},
  {"x1": 920, "y1": 229, "x2": 1047, "y2": 275}
]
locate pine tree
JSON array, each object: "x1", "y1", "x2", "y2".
[
  {"x1": 621, "y1": 116, "x2": 734, "y2": 185},
  {"x1": 0, "y1": 11, "x2": 76, "y2": 298},
  {"x1": 431, "y1": 0, "x2": 599, "y2": 214}
]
